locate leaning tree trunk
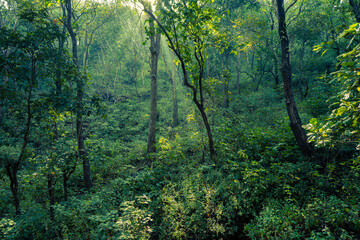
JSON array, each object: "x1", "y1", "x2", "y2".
[
  {"x1": 64, "y1": 0, "x2": 93, "y2": 189},
  {"x1": 276, "y1": 0, "x2": 315, "y2": 158},
  {"x1": 147, "y1": 18, "x2": 161, "y2": 154}
]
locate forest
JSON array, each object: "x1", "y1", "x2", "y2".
[{"x1": 0, "y1": 0, "x2": 360, "y2": 239}]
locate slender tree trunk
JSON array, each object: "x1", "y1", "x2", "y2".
[
  {"x1": 147, "y1": 18, "x2": 161, "y2": 154},
  {"x1": 199, "y1": 104, "x2": 215, "y2": 157},
  {"x1": 142, "y1": 6, "x2": 216, "y2": 160},
  {"x1": 6, "y1": 166, "x2": 20, "y2": 215},
  {"x1": 64, "y1": 0, "x2": 93, "y2": 189},
  {"x1": 276, "y1": 0, "x2": 315, "y2": 158},
  {"x1": 171, "y1": 54, "x2": 179, "y2": 127},
  {"x1": 6, "y1": 72, "x2": 33, "y2": 214},
  {"x1": 349, "y1": 0, "x2": 360, "y2": 23}
]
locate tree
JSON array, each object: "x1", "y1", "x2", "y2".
[
  {"x1": 62, "y1": 0, "x2": 93, "y2": 189},
  {"x1": 0, "y1": 5, "x2": 69, "y2": 214},
  {"x1": 349, "y1": 0, "x2": 360, "y2": 23},
  {"x1": 305, "y1": 22, "x2": 360, "y2": 150},
  {"x1": 147, "y1": 13, "x2": 161, "y2": 154},
  {"x1": 276, "y1": 0, "x2": 315, "y2": 158},
  {"x1": 141, "y1": 0, "x2": 225, "y2": 160}
]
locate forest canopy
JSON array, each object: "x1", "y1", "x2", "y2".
[{"x1": 1, "y1": 0, "x2": 360, "y2": 239}]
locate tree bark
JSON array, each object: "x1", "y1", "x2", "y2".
[
  {"x1": 63, "y1": 0, "x2": 93, "y2": 189},
  {"x1": 142, "y1": 5, "x2": 216, "y2": 160},
  {"x1": 276, "y1": 0, "x2": 315, "y2": 158},
  {"x1": 6, "y1": 166, "x2": 20, "y2": 215},
  {"x1": 349, "y1": 0, "x2": 360, "y2": 23},
  {"x1": 147, "y1": 18, "x2": 161, "y2": 154}
]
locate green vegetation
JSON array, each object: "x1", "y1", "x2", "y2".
[{"x1": 1, "y1": 0, "x2": 360, "y2": 239}]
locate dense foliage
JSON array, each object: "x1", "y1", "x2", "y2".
[{"x1": 1, "y1": 0, "x2": 360, "y2": 239}]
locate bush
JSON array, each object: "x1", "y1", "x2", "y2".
[{"x1": 245, "y1": 197, "x2": 360, "y2": 239}]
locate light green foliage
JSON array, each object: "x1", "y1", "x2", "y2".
[
  {"x1": 0, "y1": 218, "x2": 15, "y2": 238},
  {"x1": 112, "y1": 195, "x2": 153, "y2": 240},
  {"x1": 246, "y1": 197, "x2": 360, "y2": 239},
  {"x1": 1, "y1": 0, "x2": 360, "y2": 239},
  {"x1": 159, "y1": 172, "x2": 239, "y2": 239},
  {"x1": 305, "y1": 23, "x2": 360, "y2": 150}
]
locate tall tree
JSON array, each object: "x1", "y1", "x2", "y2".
[
  {"x1": 0, "y1": 5, "x2": 68, "y2": 214},
  {"x1": 62, "y1": 0, "x2": 93, "y2": 189},
  {"x1": 276, "y1": 0, "x2": 315, "y2": 158},
  {"x1": 141, "y1": 0, "x2": 224, "y2": 160},
  {"x1": 147, "y1": 13, "x2": 161, "y2": 154}
]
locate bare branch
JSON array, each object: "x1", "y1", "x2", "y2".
[{"x1": 285, "y1": 0, "x2": 298, "y2": 14}]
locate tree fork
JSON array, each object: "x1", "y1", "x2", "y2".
[
  {"x1": 142, "y1": 3, "x2": 216, "y2": 160},
  {"x1": 63, "y1": 0, "x2": 93, "y2": 189}
]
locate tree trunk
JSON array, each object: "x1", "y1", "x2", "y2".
[
  {"x1": 6, "y1": 75, "x2": 33, "y2": 215},
  {"x1": 276, "y1": 0, "x2": 315, "y2": 158},
  {"x1": 6, "y1": 166, "x2": 20, "y2": 215},
  {"x1": 349, "y1": 0, "x2": 360, "y2": 23},
  {"x1": 142, "y1": 6, "x2": 216, "y2": 160},
  {"x1": 147, "y1": 18, "x2": 161, "y2": 154},
  {"x1": 64, "y1": 0, "x2": 93, "y2": 189},
  {"x1": 171, "y1": 54, "x2": 179, "y2": 127}
]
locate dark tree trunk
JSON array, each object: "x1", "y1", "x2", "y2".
[
  {"x1": 147, "y1": 18, "x2": 161, "y2": 154},
  {"x1": 63, "y1": 0, "x2": 93, "y2": 189},
  {"x1": 6, "y1": 166, "x2": 20, "y2": 215},
  {"x1": 349, "y1": 0, "x2": 360, "y2": 23},
  {"x1": 6, "y1": 73, "x2": 33, "y2": 214},
  {"x1": 276, "y1": 0, "x2": 315, "y2": 158}
]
